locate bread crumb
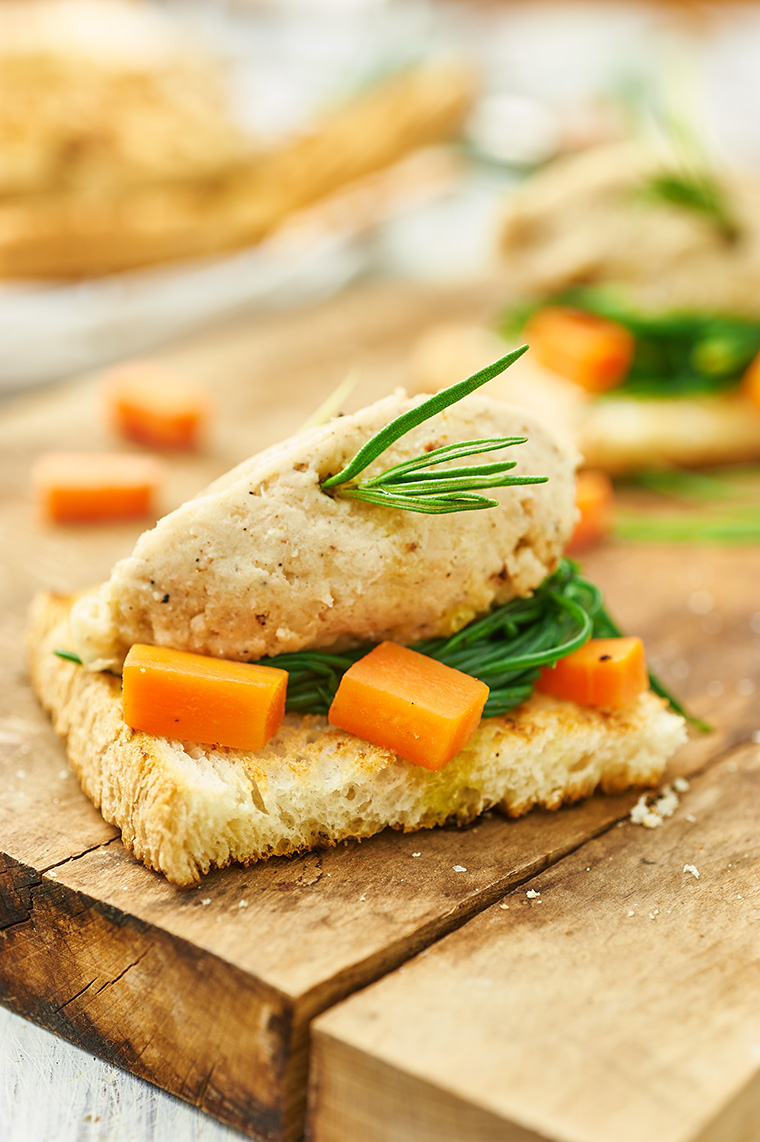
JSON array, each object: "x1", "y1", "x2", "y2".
[
  {"x1": 499, "y1": 903, "x2": 509, "y2": 910},
  {"x1": 238, "y1": 899, "x2": 248, "y2": 908},
  {"x1": 201, "y1": 898, "x2": 211, "y2": 905},
  {"x1": 684, "y1": 813, "x2": 697, "y2": 823},
  {"x1": 683, "y1": 864, "x2": 700, "y2": 879},
  {"x1": 627, "y1": 909, "x2": 635, "y2": 917},
  {"x1": 654, "y1": 788, "x2": 679, "y2": 818},
  {"x1": 630, "y1": 778, "x2": 688, "y2": 829},
  {"x1": 412, "y1": 852, "x2": 421, "y2": 857},
  {"x1": 453, "y1": 865, "x2": 467, "y2": 873},
  {"x1": 526, "y1": 889, "x2": 540, "y2": 899}
]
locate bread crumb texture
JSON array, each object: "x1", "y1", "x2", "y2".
[
  {"x1": 68, "y1": 390, "x2": 578, "y2": 672},
  {"x1": 29, "y1": 593, "x2": 686, "y2": 886}
]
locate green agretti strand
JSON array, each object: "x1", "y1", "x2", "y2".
[{"x1": 258, "y1": 560, "x2": 701, "y2": 726}]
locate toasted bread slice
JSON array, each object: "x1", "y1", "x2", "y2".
[{"x1": 28, "y1": 592, "x2": 687, "y2": 886}]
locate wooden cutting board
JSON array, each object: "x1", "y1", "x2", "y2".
[{"x1": 1, "y1": 279, "x2": 758, "y2": 1142}]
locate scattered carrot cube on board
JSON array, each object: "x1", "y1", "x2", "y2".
[
  {"x1": 122, "y1": 644, "x2": 288, "y2": 751},
  {"x1": 567, "y1": 469, "x2": 614, "y2": 553},
  {"x1": 32, "y1": 452, "x2": 165, "y2": 523},
  {"x1": 102, "y1": 360, "x2": 211, "y2": 450},
  {"x1": 525, "y1": 306, "x2": 635, "y2": 393},
  {"x1": 328, "y1": 640, "x2": 489, "y2": 771},
  {"x1": 536, "y1": 636, "x2": 648, "y2": 708}
]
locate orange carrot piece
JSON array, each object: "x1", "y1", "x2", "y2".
[
  {"x1": 122, "y1": 644, "x2": 287, "y2": 751},
  {"x1": 102, "y1": 360, "x2": 211, "y2": 450},
  {"x1": 32, "y1": 452, "x2": 165, "y2": 523},
  {"x1": 566, "y1": 469, "x2": 614, "y2": 553},
  {"x1": 525, "y1": 306, "x2": 635, "y2": 393},
  {"x1": 742, "y1": 352, "x2": 760, "y2": 411},
  {"x1": 536, "y1": 637, "x2": 648, "y2": 708},
  {"x1": 328, "y1": 640, "x2": 489, "y2": 771}
]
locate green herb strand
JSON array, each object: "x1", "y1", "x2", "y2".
[
  {"x1": 321, "y1": 345, "x2": 548, "y2": 513},
  {"x1": 257, "y1": 559, "x2": 695, "y2": 724}
]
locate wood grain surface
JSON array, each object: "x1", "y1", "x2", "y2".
[
  {"x1": 309, "y1": 743, "x2": 760, "y2": 1142},
  {"x1": 1, "y1": 279, "x2": 758, "y2": 1142}
]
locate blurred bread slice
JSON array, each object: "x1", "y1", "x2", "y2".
[
  {"x1": 0, "y1": 0, "x2": 476, "y2": 279},
  {"x1": 28, "y1": 591, "x2": 686, "y2": 885},
  {"x1": 0, "y1": 0, "x2": 250, "y2": 198}
]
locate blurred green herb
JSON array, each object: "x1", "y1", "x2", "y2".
[
  {"x1": 501, "y1": 285, "x2": 760, "y2": 400},
  {"x1": 640, "y1": 169, "x2": 740, "y2": 244}
]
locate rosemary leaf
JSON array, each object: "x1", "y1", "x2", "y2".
[
  {"x1": 336, "y1": 487, "x2": 501, "y2": 514},
  {"x1": 54, "y1": 648, "x2": 83, "y2": 664}
]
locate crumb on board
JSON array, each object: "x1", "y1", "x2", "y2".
[
  {"x1": 452, "y1": 865, "x2": 467, "y2": 873},
  {"x1": 630, "y1": 778, "x2": 690, "y2": 829},
  {"x1": 526, "y1": 889, "x2": 540, "y2": 899},
  {"x1": 683, "y1": 864, "x2": 700, "y2": 879}
]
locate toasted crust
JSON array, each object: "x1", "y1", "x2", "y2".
[{"x1": 28, "y1": 592, "x2": 687, "y2": 887}]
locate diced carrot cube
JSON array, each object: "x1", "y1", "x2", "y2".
[
  {"x1": 742, "y1": 352, "x2": 760, "y2": 410},
  {"x1": 122, "y1": 644, "x2": 288, "y2": 751},
  {"x1": 32, "y1": 452, "x2": 165, "y2": 523},
  {"x1": 102, "y1": 360, "x2": 211, "y2": 450},
  {"x1": 328, "y1": 640, "x2": 489, "y2": 771},
  {"x1": 567, "y1": 469, "x2": 614, "y2": 553},
  {"x1": 525, "y1": 306, "x2": 634, "y2": 393},
  {"x1": 536, "y1": 636, "x2": 648, "y2": 708}
]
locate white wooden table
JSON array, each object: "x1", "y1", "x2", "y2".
[{"x1": 0, "y1": 1006, "x2": 245, "y2": 1142}]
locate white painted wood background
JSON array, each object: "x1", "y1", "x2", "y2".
[{"x1": 0, "y1": 1007, "x2": 244, "y2": 1142}]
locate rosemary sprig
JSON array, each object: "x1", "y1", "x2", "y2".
[
  {"x1": 257, "y1": 559, "x2": 696, "y2": 725},
  {"x1": 640, "y1": 170, "x2": 740, "y2": 244},
  {"x1": 321, "y1": 344, "x2": 548, "y2": 513}
]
